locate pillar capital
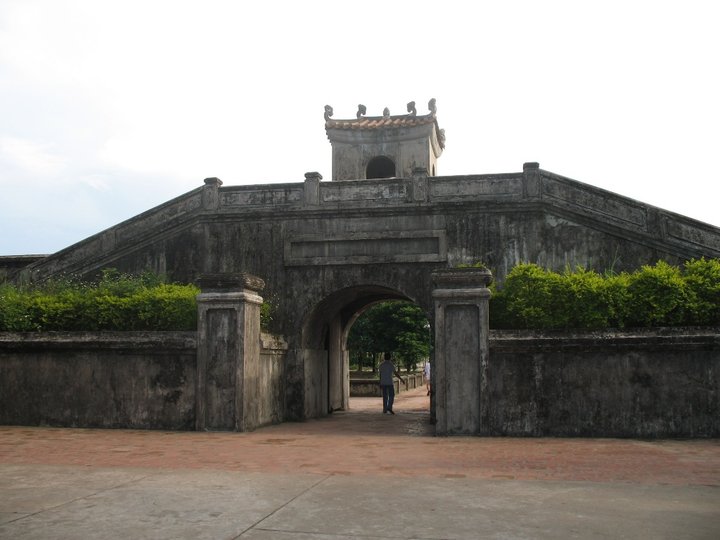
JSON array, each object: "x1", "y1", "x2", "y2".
[
  {"x1": 432, "y1": 267, "x2": 493, "y2": 290},
  {"x1": 197, "y1": 273, "x2": 265, "y2": 293}
]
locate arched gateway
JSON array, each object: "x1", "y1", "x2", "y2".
[
  {"x1": 192, "y1": 266, "x2": 492, "y2": 435},
  {"x1": 9, "y1": 100, "x2": 720, "y2": 435}
]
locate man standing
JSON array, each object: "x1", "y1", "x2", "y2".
[{"x1": 379, "y1": 352, "x2": 406, "y2": 414}]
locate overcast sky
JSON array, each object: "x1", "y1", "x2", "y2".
[{"x1": 1, "y1": 0, "x2": 718, "y2": 255}]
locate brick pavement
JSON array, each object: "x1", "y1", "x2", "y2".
[{"x1": 1, "y1": 387, "x2": 718, "y2": 486}]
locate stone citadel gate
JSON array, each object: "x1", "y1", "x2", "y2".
[{"x1": 9, "y1": 101, "x2": 720, "y2": 434}]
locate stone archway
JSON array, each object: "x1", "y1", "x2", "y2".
[
  {"x1": 298, "y1": 284, "x2": 415, "y2": 417},
  {"x1": 193, "y1": 270, "x2": 492, "y2": 435},
  {"x1": 293, "y1": 269, "x2": 492, "y2": 435}
]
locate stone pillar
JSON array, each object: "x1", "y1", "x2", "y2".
[
  {"x1": 522, "y1": 162, "x2": 541, "y2": 199},
  {"x1": 411, "y1": 167, "x2": 429, "y2": 202},
  {"x1": 304, "y1": 171, "x2": 322, "y2": 206},
  {"x1": 202, "y1": 177, "x2": 223, "y2": 210},
  {"x1": 196, "y1": 273, "x2": 264, "y2": 431},
  {"x1": 432, "y1": 268, "x2": 493, "y2": 435}
]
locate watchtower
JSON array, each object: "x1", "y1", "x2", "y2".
[{"x1": 324, "y1": 99, "x2": 445, "y2": 181}]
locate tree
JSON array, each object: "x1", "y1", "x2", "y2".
[{"x1": 347, "y1": 301, "x2": 431, "y2": 372}]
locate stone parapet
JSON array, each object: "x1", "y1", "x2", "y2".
[{"x1": 13, "y1": 166, "x2": 720, "y2": 284}]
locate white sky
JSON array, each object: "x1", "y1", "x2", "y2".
[{"x1": 1, "y1": 0, "x2": 718, "y2": 255}]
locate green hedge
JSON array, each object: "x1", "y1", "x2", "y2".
[
  {"x1": 490, "y1": 259, "x2": 720, "y2": 329},
  {"x1": 0, "y1": 270, "x2": 199, "y2": 331},
  {"x1": 2, "y1": 260, "x2": 717, "y2": 332}
]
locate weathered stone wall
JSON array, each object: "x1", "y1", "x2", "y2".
[
  {"x1": 3, "y1": 329, "x2": 716, "y2": 437},
  {"x1": 0, "y1": 332, "x2": 197, "y2": 429},
  {"x1": 350, "y1": 373, "x2": 424, "y2": 397},
  {"x1": 0, "y1": 331, "x2": 288, "y2": 431},
  {"x1": 13, "y1": 169, "x2": 720, "y2": 338},
  {"x1": 487, "y1": 328, "x2": 720, "y2": 437},
  {"x1": 0, "y1": 255, "x2": 46, "y2": 282}
]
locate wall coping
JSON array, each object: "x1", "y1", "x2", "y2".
[
  {"x1": 0, "y1": 331, "x2": 290, "y2": 353},
  {"x1": 0, "y1": 331, "x2": 197, "y2": 351},
  {"x1": 490, "y1": 327, "x2": 720, "y2": 350}
]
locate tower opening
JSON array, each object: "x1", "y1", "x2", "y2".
[{"x1": 366, "y1": 156, "x2": 396, "y2": 179}]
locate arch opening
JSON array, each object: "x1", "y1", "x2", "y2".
[
  {"x1": 298, "y1": 285, "x2": 432, "y2": 425},
  {"x1": 347, "y1": 300, "x2": 431, "y2": 380},
  {"x1": 366, "y1": 156, "x2": 396, "y2": 179}
]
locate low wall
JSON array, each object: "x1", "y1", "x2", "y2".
[
  {"x1": 487, "y1": 328, "x2": 720, "y2": 437},
  {"x1": 2, "y1": 329, "x2": 717, "y2": 437},
  {"x1": 350, "y1": 373, "x2": 425, "y2": 397},
  {"x1": 0, "y1": 331, "x2": 287, "y2": 431},
  {"x1": 0, "y1": 332, "x2": 197, "y2": 430}
]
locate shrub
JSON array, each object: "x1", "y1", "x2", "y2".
[
  {"x1": 494, "y1": 264, "x2": 564, "y2": 328},
  {"x1": 683, "y1": 258, "x2": 720, "y2": 325},
  {"x1": 624, "y1": 261, "x2": 691, "y2": 327},
  {"x1": 490, "y1": 259, "x2": 720, "y2": 329},
  {"x1": 0, "y1": 271, "x2": 199, "y2": 332}
]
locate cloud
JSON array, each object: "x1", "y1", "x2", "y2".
[{"x1": 0, "y1": 136, "x2": 68, "y2": 176}]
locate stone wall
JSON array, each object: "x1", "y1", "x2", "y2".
[
  {"x1": 349, "y1": 373, "x2": 425, "y2": 397},
  {"x1": 487, "y1": 327, "x2": 720, "y2": 437},
  {"x1": 0, "y1": 331, "x2": 287, "y2": 431},
  {"x1": 1, "y1": 329, "x2": 717, "y2": 437},
  {"x1": 11, "y1": 168, "x2": 720, "y2": 339},
  {"x1": 0, "y1": 255, "x2": 46, "y2": 282},
  {"x1": 0, "y1": 332, "x2": 197, "y2": 430}
]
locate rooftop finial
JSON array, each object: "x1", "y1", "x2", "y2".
[
  {"x1": 428, "y1": 98, "x2": 437, "y2": 117},
  {"x1": 324, "y1": 105, "x2": 334, "y2": 122},
  {"x1": 383, "y1": 107, "x2": 390, "y2": 118},
  {"x1": 357, "y1": 104, "x2": 366, "y2": 119},
  {"x1": 407, "y1": 101, "x2": 417, "y2": 116}
]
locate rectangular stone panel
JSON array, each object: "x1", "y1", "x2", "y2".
[
  {"x1": 666, "y1": 220, "x2": 720, "y2": 252},
  {"x1": 444, "y1": 304, "x2": 480, "y2": 434},
  {"x1": 320, "y1": 181, "x2": 407, "y2": 202},
  {"x1": 542, "y1": 178, "x2": 647, "y2": 228},
  {"x1": 284, "y1": 230, "x2": 447, "y2": 266},
  {"x1": 430, "y1": 175, "x2": 523, "y2": 200},
  {"x1": 203, "y1": 309, "x2": 237, "y2": 430},
  {"x1": 221, "y1": 187, "x2": 303, "y2": 207},
  {"x1": 116, "y1": 193, "x2": 202, "y2": 243}
]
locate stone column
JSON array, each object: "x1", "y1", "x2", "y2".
[
  {"x1": 411, "y1": 167, "x2": 429, "y2": 202},
  {"x1": 522, "y1": 162, "x2": 541, "y2": 199},
  {"x1": 202, "y1": 177, "x2": 223, "y2": 210},
  {"x1": 432, "y1": 268, "x2": 493, "y2": 435},
  {"x1": 304, "y1": 171, "x2": 322, "y2": 206},
  {"x1": 196, "y1": 273, "x2": 264, "y2": 431}
]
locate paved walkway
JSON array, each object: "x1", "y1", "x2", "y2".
[{"x1": 1, "y1": 387, "x2": 719, "y2": 539}]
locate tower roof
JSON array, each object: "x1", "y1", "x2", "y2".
[{"x1": 324, "y1": 100, "x2": 445, "y2": 149}]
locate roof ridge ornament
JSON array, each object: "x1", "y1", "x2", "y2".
[
  {"x1": 428, "y1": 98, "x2": 437, "y2": 117},
  {"x1": 383, "y1": 107, "x2": 390, "y2": 118},
  {"x1": 324, "y1": 104, "x2": 334, "y2": 122},
  {"x1": 357, "y1": 104, "x2": 366, "y2": 119},
  {"x1": 407, "y1": 101, "x2": 417, "y2": 116}
]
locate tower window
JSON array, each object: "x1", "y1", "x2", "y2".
[{"x1": 366, "y1": 156, "x2": 396, "y2": 179}]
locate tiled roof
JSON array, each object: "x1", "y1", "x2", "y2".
[{"x1": 325, "y1": 113, "x2": 437, "y2": 130}]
